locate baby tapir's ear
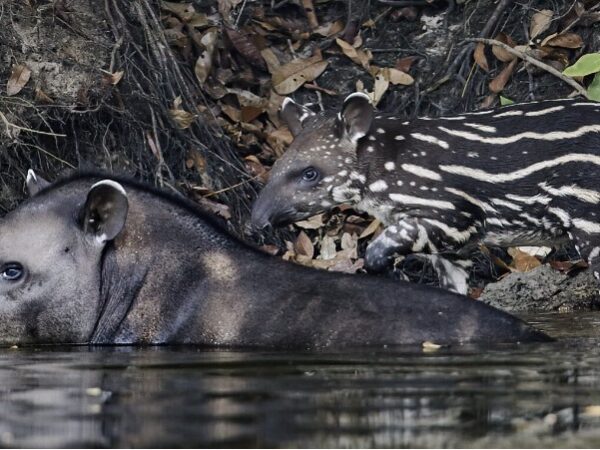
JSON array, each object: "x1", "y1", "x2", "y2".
[
  {"x1": 26, "y1": 169, "x2": 50, "y2": 196},
  {"x1": 82, "y1": 180, "x2": 129, "y2": 244},
  {"x1": 339, "y1": 92, "x2": 373, "y2": 143},
  {"x1": 280, "y1": 97, "x2": 316, "y2": 136}
]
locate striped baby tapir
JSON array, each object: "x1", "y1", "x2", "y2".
[{"x1": 251, "y1": 93, "x2": 600, "y2": 294}]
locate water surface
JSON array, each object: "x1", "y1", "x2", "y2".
[{"x1": 2, "y1": 312, "x2": 600, "y2": 448}]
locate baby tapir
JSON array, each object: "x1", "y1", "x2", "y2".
[
  {"x1": 0, "y1": 171, "x2": 548, "y2": 346},
  {"x1": 251, "y1": 94, "x2": 600, "y2": 294}
]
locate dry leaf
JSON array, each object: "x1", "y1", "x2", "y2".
[
  {"x1": 260, "y1": 48, "x2": 280, "y2": 73},
  {"x1": 170, "y1": 98, "x2": 197, "y2": 128},
  {"x1": 545, "y1": 32, "x2": 583, "y2": 49},
  {"x1": 379, "y1": 67, "x2": 414, "y2": 85},
  {"x1": 225, "y1": 27, "x2": 267, "y2": 70},
  {"x1": 359, "y1": 219, "x2": 382, "y2": 239},
  {"x1": 583, "y1": 405, "x2": 600, "y2": 417},
  {"x1": 474, "y1": 42, "x2": 489, "y2": 71},
  {"x1": 218, "y1": 0, "x2": 243, "y2": 23},
  {"x1": 508, "y1": 247, "x2": 542, "y2": 272},
  {"x1": 313, "y1": 20, "x2": 344, "y2": 37},
  {"x1": 491, "y1": 33, "x2": 516, "y2": 62},
  {"x1": 371, "y1": 72, "x2": 389, "y2": 106},
  {"x1": 7, "y1": 64, "x2": 31, "y2": 96},
  {"x1": 161, "y1": 1, "x2": 196, "y2": 21},
  {"x1": 489, "y1": 59, "x2": 518, "y2": 93},
  {"x1": 395, "y1": 56, "x2": 418, "y2": 73},
  {"x1": 335, "y1": 37, "x2": 372, "y2": 69},
  {"x1": 530, "y1": 9, "x2": 553, "y2": 40},
  {"x1": 194, "y1": 29, "x2": 218, "y2": 84},
  {"x1": 35, "y1": 87, "x2": 53, "y2": 104},
  {"x1": 296, "y1": 214, "x2": 325, "y2": 230},
  {"x1": 294, "y1": 231, "x2": 314, "y2": 259},
  {"x1": 318, "y1": 235, "x2": 337, "y2": 260},
  {"x1": 104, "y1": 70, "x2": 124, "y2": 85},
  {"x1": 271, "y1": 53, "x2": 328, "y2": 95}
]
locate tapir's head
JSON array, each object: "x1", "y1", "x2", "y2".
[
  {"x1": 0, "y1": 172, "x2": 128, "y2": 344},
  {"x1": 251, "y1": 93, "x2": 374, "y2": 229}
]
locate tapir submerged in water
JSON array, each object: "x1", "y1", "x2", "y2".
[{"x1": 0, "y1": 171, "x2": 549, "y2": 346}]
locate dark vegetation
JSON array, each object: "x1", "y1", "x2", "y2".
[{"x1": 1, "y1": 0, "x2": 599, "y2": 308}]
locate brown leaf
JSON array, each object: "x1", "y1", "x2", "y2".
[
  {"x1": 218, "y1": 0, "x2": 243, "y2": 23},
  {"x1": 224, "y1": 27, "x2": 267, "y2": 70},
  {"x1": 295, "y1": 214, "x2": 325, "y2": 230},
  {"x1": 508, "y1": 248, "x2": 542, "y2": 272},
  {"x1": 7, "y1": 64, "x2": 31, "y2": 96},
  {"x1": 489, "y1": 59, "x2": 518, "y2": 93},
  {"x1": 359, "y1": 219, "x2": 382, "y2": 239},
  {"x1": 161, "y1": 1, "x2": 196, "y2": 21},
  {"x1": 371, "y1": 72, "x2": 389, "y2": 106},
  {"x1": 378, "y1": 67, "x2": 414, "y2": 85},
  {"x1": 35, "y1": 87, "x2": 53, "y2": 104},
  {"x1": 170, "y1": 98, "x2": 197, "y2": 129},
  {"x1": 544, "y1": 32, "x2": 583, "y2": 49},
  {"x1": 474, "y1": 42, "x2": 489, "y2": 72},
  {"x1": 103, "y1": 70, "x2": 124, "y2": 86},
  {"x1": 194, "y1": 29, "x2": 218, "y2": 84},
  {"x1": 491, "y1": 33, "x2": 517, "y2": 62},
  {"x1": 530, "y1": 9, "x2": 553, "y2": 40},
  {"x1": 549, "y1": 259, "x2": 588, "y2": 274},
  {"x1": 395, "y1": 56, "x2": 418, "y2": 73},
  {"x1": 313, "y1": 20, "x2": 344, "y2": 37},
  {"x1": 271, "y1": 53, "x2": 328, "y2": 95},
  {"x1": 335, "y1": 37, "x2": 372, "y2": 69},
  {"x1": 294, "y1": 231, "x2": 314, "y2": 259}
]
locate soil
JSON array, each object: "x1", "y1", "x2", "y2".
[{"x1": 1, "y1": 0, "x2": 599, "y2": 312}]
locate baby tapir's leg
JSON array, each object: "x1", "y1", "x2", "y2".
[
  {"x1": 428, "y1": 255, "x2": 472, "y2": 294},
  {"x1": 568, "y1": 230, "x2": 600, "y2": 284},
  {"x1": 364, "y1": 217, "x2": 477, "y2": 294}
]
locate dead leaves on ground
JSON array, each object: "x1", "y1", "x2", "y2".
[
  {"x1": 157, "y1": 0, "x2": 416, "y2": 242},
  {"x1": 7, "y1": 64, "x2": 31, "y2": 96},
  {"x1": 473, "y1": 1, "x2": 599, "y2": 101},
  {"x1": 159, "y1": 0, "x2": 415, "y2": 163}
]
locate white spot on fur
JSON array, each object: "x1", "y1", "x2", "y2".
[
  {"x1": 384, "y1": 161, "x2": 395, "y2": 171},
  {"x1": 369, "y1": 180, "x2": 389, "y2": 192}
]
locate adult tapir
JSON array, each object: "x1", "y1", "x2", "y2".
[{"x1": 0, "y1": 171, "x2": 549, "y2": 346}]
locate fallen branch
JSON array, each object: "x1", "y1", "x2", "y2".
[{"x1": 465, "y1": 38, "x2": 589, "y2": 99}]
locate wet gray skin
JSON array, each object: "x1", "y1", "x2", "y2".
[{"x1": 0, "y1": 172, "x2": 549, "y2": 346}]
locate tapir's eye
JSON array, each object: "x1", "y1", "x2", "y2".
[
  {"x1": 1, "y1": 263, "x2": 24, "y2": 282},
  {"x1": 301, "y1": 167, "x2": 320, "y2": 183}
]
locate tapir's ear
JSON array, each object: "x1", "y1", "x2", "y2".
[
  {"x1": 339, "y1": 92, "x2": 373, "y2": 143},
  {"x1": 82, "y1": 180, "x2": 129, "y2": 244},
  {"x1": 26, "y1": 169, "x2": 50, "y2": 196},
  {"x1": 280, "y1": 97, "x2": 315, "y2": 136}
]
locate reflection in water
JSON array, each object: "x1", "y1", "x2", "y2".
[{"x1": 1, "y1": 312, "x2": 600, "y2": 447}]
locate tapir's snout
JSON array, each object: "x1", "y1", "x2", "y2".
[
  {"x1": 250, "y1": 192, "x2": 277, "y2": 231},
  {"x1": 250, "y1": 191, "x2": 299, "y2": 231}
]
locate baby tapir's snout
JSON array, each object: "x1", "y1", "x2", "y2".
[{"x1": 250, "y1": 93, "x2": 373, "y2": 231}]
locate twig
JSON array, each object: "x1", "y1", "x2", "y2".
[
  {"x1": 0, "y1": 112, "x2": 67, "y2": 137},
  {"x1": 203, "y1": 174, "x2": 261, "y2": 198},
  {"x1": 465, "y1": 38, "x2": 589, "y2": 99}
]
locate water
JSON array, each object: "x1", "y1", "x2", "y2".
[{"x1": 2, "y1": 312, "x2": 600, "y2": 448}]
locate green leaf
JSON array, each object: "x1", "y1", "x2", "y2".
[
  {"x1": 563, "y1": 53, "x2": 600, "y2": 77},
  {"x1": 500, "y1": 95, "x2": 514, "y2": 106},
  {"x1": 588, "y1": 72, "x2": 600, "y2": 102}
]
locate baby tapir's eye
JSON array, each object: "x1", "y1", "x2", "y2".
[
  {"x1": 1, "y1": 263, "x2": 24, "y2": 282},
  {"x1": 301, "y1": 167, "x2": 320, "y2": 183}
]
